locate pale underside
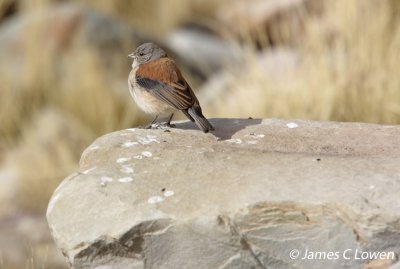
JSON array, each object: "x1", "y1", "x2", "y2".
[{"x1": 128, "y1": 67, "x2": 176, "y2": 116}]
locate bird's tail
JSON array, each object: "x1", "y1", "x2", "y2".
[{"x1": 187, "y1": 106, "x2": 215, "y2": 133}]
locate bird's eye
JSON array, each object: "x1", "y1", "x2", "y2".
[{"x1": 139, "y1": 52, "x2": 145, "y2": 56}]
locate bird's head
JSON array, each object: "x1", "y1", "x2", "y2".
[{"x1": 128, "y1": 42, "x2": 167, "y2": 68}]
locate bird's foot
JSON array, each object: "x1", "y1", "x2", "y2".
[
  {"x1": 153, "y1": 122, "x2": 175, "y2": 130},
  {"x1": 138, "y1": 122, "x2": 175, "y2": 130},
  {"x1": 140, "y1": 123, "x2": 154, "y2": 129}
]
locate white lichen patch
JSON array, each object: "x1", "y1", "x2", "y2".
[
  {"x1": 148, "y1": 195, "x2": 164, "y2": 204},
  {"x1": 120, "y1": 165, "x2": 134, "y2": 174},
  {"x1": 138, "y1": 135, "x2": 160, "y2": 145},
  {"x1": 286, "y1": 122, "x2": 299, "y2": 129},
  {"x1": 256, "y1": 134, "x2": 265, "y2": 138},
  {"x1": 89, "y1": 145, "x2": 100, "y2": 150},
  {"x1": 247, "y1": 140, "x2": 258, "y2": 145},
  {"x1": 142, "y1": 151, "x2": 152, "y2": 157},
  {"x1": 100, "y1": 176, "x2": 113, "y2": 183},
  {"x1": 122, "y1": 141, "x2": 139, "y2": 147},
  {"x1": 133, "y1": 155, "x2": 143, "y2": 159},
  {"x1": 163, "y1": 190, "x2": 174, "y2": 197},
  {"x1": 118, "y1": 177, "x2": 133, "y2": 183},
  {"x1": 82, "y1": 166, "x2": 96, "y2": 174},
  {"x1": 227, "y1": 138, "x2": 242, "y2": 144},
  {"x1": 116, "y1": 157, "x2": 131, "y2": 164},
  {"x1": 100, "y1": 176, "x2": 113, "y2": 187}
]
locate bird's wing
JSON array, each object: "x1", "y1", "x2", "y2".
[{"x1": 135, "y1": 58, "x2": 197, "y2": 110}]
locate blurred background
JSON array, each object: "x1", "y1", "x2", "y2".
[{"x1": 0, "y1": 0, "x2": 399, "y2": 268}]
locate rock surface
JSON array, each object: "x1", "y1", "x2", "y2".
[{"x1": 47, "y1": 119, "x2": 400, "y2": 269}]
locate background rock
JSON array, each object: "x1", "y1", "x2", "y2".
[
  {"x1": 47, "y1": 119, "x2": 400, "y2": 269},
  {"x1": 164, "y1": 25, "x2": 243, "y2": 79},
  {"x1": 0, "y1": 3, "x2": 143, "y2": 82},
  {"x1": 216, "y1": 0, "x2": 324, "y2": 45}
]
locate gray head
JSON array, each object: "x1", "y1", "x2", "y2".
[{"x1": 128, "y1": 43, "x2": 167, "y2": 65}]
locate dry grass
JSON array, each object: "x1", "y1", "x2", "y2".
[
  {"x1": 205, "y1": 0, "x2": 400, "y2": 125},
  {"x1": 0, "y1": 0, "x2": 141, "y2": 213},
  {"x1": 298, "y1": 0, "x2": 400, "y2": 123},
  {"x1": 72, "y1": 0, "x2": 228, "y2": 36}
]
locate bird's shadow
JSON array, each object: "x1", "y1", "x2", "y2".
[{"x1": 174, "y1": 118, "x2": 262, "y2": 140}]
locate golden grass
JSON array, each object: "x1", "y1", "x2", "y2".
[
  {"x1": 8, "y1": 108, "x2": 90, "y2": 212},
  {"x1": 0, "y1": 0, "x2": 142, "y2": 212},
  {"x1": 73, "y1": 0, "x2": 228, "y2": 36},
  {"x1": 299, "y1": 0, "x2": 400, "y2": 123},
  {"x1": 205, "y1": 0, "x2": 400, "y2": 125}
]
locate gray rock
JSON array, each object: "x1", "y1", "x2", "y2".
[
  {"x1": 216, "y1": 0, "x2": 323, "y2": 44},
  {"x1": 47, "y1": 119, "x2": 400, "y2": 269},
  {"x1": 164, "y1": 26, "x2": 243, "y2": 78}
]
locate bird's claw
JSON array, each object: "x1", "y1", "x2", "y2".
[{"x1": 141, "y1": 122, "x2": 175, "y2": 130}]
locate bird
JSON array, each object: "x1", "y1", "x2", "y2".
[{"x1": 128, "y1": 42, "x2": 215, "y2": 133}]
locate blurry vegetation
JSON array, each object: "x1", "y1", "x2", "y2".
[
  {"x1": 206, "y1": 0, "x2": 400, "y2": 124},
  {"x1": 0, "y1": 0, "x2": 399, "y2": 212},
  {"x1": 298, "y1": 0, "x2": 400, "y2": 123}
]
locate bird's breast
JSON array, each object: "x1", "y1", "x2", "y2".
[{"x1": 128, "y1": 68, "x2": 175, "y2": 115}]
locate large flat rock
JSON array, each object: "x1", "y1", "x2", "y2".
[{"x1": 47, "y1": 119, "x2": 400, "y2": 269}]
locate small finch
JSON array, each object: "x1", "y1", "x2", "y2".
[{"x1": 128, "y1": 42, "x2": 214, "y2": 133}]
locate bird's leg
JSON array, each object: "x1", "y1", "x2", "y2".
[
  {"x1": 151, "y1": 115, "x2": 159, "y2": 124},
  {"x1": 144, "y1": 115, "x2": 158, "y2": 129},
  {"x1": 166, "y1": 113, "x2": 175, "y2": 128}
]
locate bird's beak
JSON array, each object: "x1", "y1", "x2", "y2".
[{"x1": 128, "y1": 53, "x2": 135, "y2": 59}]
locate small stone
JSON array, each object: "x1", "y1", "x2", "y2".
[
  {"x1": 163, "y1": 190, "x2": 174, "y2": 197},
  {"x1": 141, "y1": 151, "x2": 152, "y2": 157}
]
